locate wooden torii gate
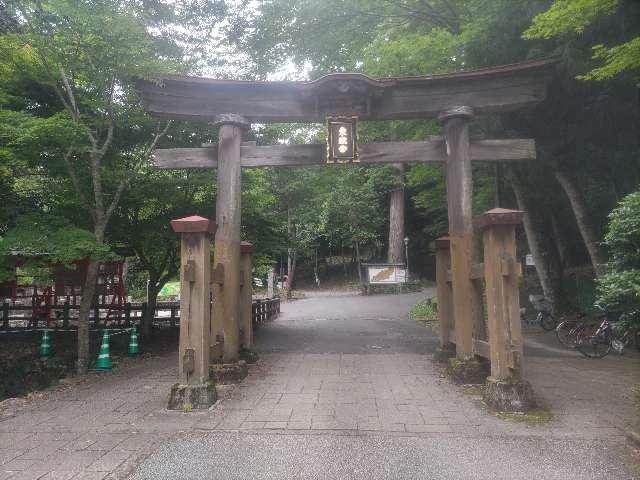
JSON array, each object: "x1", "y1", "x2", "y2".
[{"x1": 139, "y1": 58, "x2": 555, "y2": 411}]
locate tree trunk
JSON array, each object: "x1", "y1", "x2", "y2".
[
  {"x1": 77, "y1": 258, "x2": 99, "y2": 374},
  {"x1": 554, "y1": 170, "x2": 607, "y2": 275},
  {"x1": 511, "y1": 176, "x2": 563, "y2": 315},
  {"x1": 342, "y1": 243, "x2": 348, "y2": 279},
  {"x1": 355, "y1": 241, "x2": 363, "y2": 284},
  {"x1": 286, "y1": 252, "x2": 297, "y2": 298},
  {"x1": 76, "y1": 221, "x2": 106, "y2": 374},
  {"x1": 550, "y1": 215, "x2": 568, "y2": 268},
  {"x1": 142, "y1": 282, "x2": 161, "y2": 338},
  {"x1": 286, "y1": 204, "x2": 296, "y2": 296},
  {"x1": 388, "y1": 164, "x2": 405, "y2": 263}
]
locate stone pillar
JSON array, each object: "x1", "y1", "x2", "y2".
[
  {"x1": 439, "y1": 106, "x2": 476, "y2": 361},
  {"x1": 480, "y1": 208, "x2": 533, "y2": 412},
  {"x1": 167, "y1": 215, "x2": 216, "y2": 410},
  {"x1": 240, "y1": 241, "x2": 254, "y2": 350},
  {"x1": 434, "y1": 236, "x2": 455, "y2": 362},
  {"x1": 211, "y1": 114, "x2": 249, "y2": 364}
]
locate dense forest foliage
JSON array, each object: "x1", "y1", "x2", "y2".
[{"x1": 0, "y1": 0, "x2": 639, "y2": 371}]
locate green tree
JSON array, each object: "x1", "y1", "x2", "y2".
[
  {"x1": 237, "y1": 0, "x2": 640, "y2": 307},
  {"x1": 1, "y1": 0, "x2": 228, "y2": 372},
  {"x1": 598, "y1": 190, "x2": 640, "y2": 326},
  {"x1": 524, "y1": 0, "x2": 640, "y2": 80},
  {"x1": 0, "y1": 213, "x2": 112, "y2": 282},
  {"x1": 110, "y1": 168, "x2": 216, "y2": 337}
]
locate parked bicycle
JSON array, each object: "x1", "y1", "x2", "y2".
[
  {"x1": 555, "y1": 305, "x2": 615, "y2": 350},
  {"x1": 576, "y1": 309, "x2": 640, "y2": 358},
  {"x1": 555, "y1": 314, "x2": 588, "y2": 349},
  {"x1": 528, "y1": 295, "x2": 557, "y2": 330}
]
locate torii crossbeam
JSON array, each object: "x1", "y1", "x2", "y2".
[{"x1": 153, "y1": 138, "x2": 536, "y2": 169}]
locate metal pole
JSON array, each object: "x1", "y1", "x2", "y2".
[{"x1": 404, "y1": 237, "x2": 410, "y2": 281}]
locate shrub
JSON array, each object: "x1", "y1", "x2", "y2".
[
  {"x1": 597, "y1": 191, "x2": 640, "y2": 326},
  {"x1": 409, "y1": 298, "x2": 438, "y2": 325}
]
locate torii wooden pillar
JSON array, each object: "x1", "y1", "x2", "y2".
[
  {"x1": 211, "y1": 114, "x2": 249, "y2": 365},
  {"x1": 439, "y1": 106, "x2": 476, "y2": 360}
]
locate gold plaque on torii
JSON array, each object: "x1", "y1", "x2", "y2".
[{"x1": 326, "y1": 116, "x2": 358, "y2": 163}]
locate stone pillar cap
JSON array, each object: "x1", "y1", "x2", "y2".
[
  {"x1": 170, "y1": 215, "x2": 217, "y2": 234},
  {"x1": 478, "y1": 208, "x2": 524, "y2": 230},
  {"x1": 240, "y1": 241, "x2": 254, "y2": 253}
]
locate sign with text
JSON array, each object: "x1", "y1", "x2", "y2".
[
  {"x1": 327, "y1": 116, "x2": 358, "y2": 163},
  {"x1": 366, "y1": 265, "x2": 407, "y2": 284}
]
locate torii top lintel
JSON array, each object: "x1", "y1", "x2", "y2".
[{"x1": 137, "y1": 58, "x2": 557, "y2": 124}]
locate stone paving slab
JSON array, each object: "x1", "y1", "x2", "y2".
[
  {"x1": 0, "y1": 349, "x2": 636, "y2": 479},
  {"x1": 0, "y1": 355, "x2": 180, "y2": 480},
  {"x1": 204, "y1": 352, "x2": 632, "y2": 441},
  {"x1": 1, "y1": 292, "x2": 638, "y2": 479}
]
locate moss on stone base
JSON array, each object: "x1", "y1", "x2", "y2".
[
  {"x1": 483, "y1": 377, "x2": 535, "y2": 412},
  {"x1": 433, "y1": 346, "x2": 455, "y2": 364},
  {"x1": 496, "y1": 409, "x2": 552, "y2": 425},
  {"x1": 240, "y1": 348, "x2": 259, "y2": 364},
  {"x1": 167, "y1": 381, "x2": 216, "y2": 410},
  {"x1": 446, "y1": 357, "x2": 489, "y2": 384},
  {"x1": 210, "y1": 360, "x2": 249, "y2": 384}
]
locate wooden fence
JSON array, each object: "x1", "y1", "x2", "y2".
[
  {"x1": 251, "y1": 298, "x2": 281, "y2": 326},
  {"x1": 1, "y1": 298, "x2": 280, "y2": 331}
]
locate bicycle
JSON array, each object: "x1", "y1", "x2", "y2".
[
  {"x1": 555, "y1": 314, "x2": 589, "y2": 349},
  {"x1": 529, "y1": 295, "x2": 557, "y2": 330},
  {"x1": 576, "y1": 309, "x2": 639, "y2": 358}
]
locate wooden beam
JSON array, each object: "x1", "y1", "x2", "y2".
[
  {"x1": 153, "y1": 139, "x2": 535, "y2": 169},
  {"x1": 470, "y1": 263, "x2": 485, "y2": 280},
  {"x1": 138, "y1": 58, "x2": 556, "y2": 123},
  {"x1": 472, "y1": 339, "x2": 490, "y2": 359},
  {"x1": 435, "y1": 237, "x2": 454, "y2": 348}
]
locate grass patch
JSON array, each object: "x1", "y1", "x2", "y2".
[
  {"x1": 409, "y1": 298, "x2": 438, "y2": 326},
  {"x1": 495, "y1": 409, "x2": 554, "y2": 425}
]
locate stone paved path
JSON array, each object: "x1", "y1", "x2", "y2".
[{"x1": 1, "y1": 291, "x2": 638, "y2": 479}]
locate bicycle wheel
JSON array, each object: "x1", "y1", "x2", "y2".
[
  {"x1": 577, "y1": 330, "x2": 612, "y2": 358},
  {"x1": 540, "y1": 312, "x2": 557, "y2": 331},
  {"x1": 556, "y1": 320, "x2": 579, "y2": 348}
]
